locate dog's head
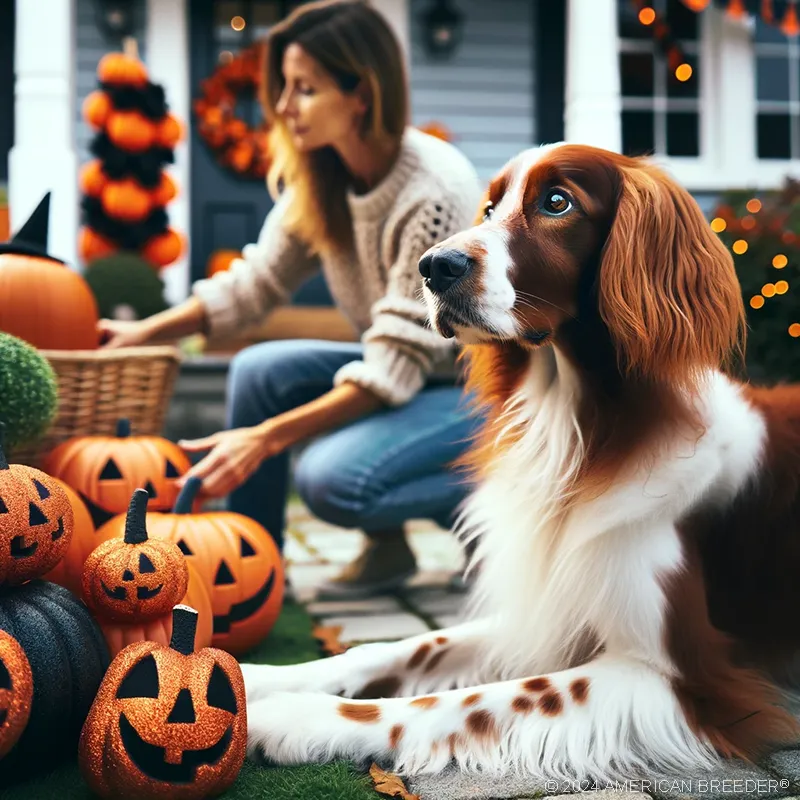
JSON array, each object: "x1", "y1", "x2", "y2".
[{"x1": 420, "y1": 143, "x2": 745, "y2": 384}]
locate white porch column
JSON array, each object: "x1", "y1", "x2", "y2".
[
  {"x1": 146, "y1": 0, "x2": 191, "y2": 305},
  {"x1": 9, "y1": 0, "x2": 78, "y2": 267},
  {"x1": 564, "y1": 0, "x2": 622, "y2": 152},
  {"x1": 371, "y1": 0, "x2": 410, "y2": 63}
]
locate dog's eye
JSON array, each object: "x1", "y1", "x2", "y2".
[
  {"x1": 482, "y1": 201, "x2": 494, "y2": 221},
  {"x1": 542, "y1": 191, "x2": 572, "y2": 216}
]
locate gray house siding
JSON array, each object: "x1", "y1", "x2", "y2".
[
  {"x1": 75, "y1": 0, "x2": 147, "y2": 165},
  {"x1": 408, "y1": 0, "x2": 536, "y2": 183}
]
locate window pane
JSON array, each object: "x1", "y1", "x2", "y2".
[
  {"x1": 667, "y1": 54, "x2": 699, "y2": 99},
  {"x1": 757, "y1": 56, "x2": 790, "y2": 101},
  {"x1": 667, "y1": 0, "x2": 698, "y2": 40},
  {"x1": 757, "y1": 113, "x2": 792, "y2": 159},
  {"x1": 622, "y1": 110, "x2": 655, "y2": 156},
  {"x1": 621, "y1": 52, "x2": 655, "y2": 97},
  {"x1": 251, "y1": 2, "x2": 283, "y2": 38},
  {"x1": 618, "y1": 0, "x2": 652, "y2": 40},
  {"x1": 666, "y1": 111, "x2": 699, "y2": 156},
  {"x1": 755, "y1": 17, "x2": 787, "y2": 44}
]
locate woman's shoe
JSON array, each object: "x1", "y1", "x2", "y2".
[{"x1": 314, "y1": 531, "x2": 417, "y2": 600}]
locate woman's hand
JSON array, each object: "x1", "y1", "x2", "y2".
[
  {"x1": 177, "y1": 423, "x2": 286, "y2": 498},
  {"x1": 97, "y1": 318, "x2": 153, "y2": 349}
]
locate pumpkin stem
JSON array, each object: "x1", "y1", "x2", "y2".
[
  {"x1": 170, "y1": 604, "x2": 198, "y2": 655},
  {"x1": 0, "y1": 422, "x2": 7, "y2": 470},
  {"x1": 116, "y1": 418, "x2": 131, "y2": 438},
  {"x1": 124, "y1": 488, "x2": 150, "y2": 544},
  {"x1": 173, "y1": 476, "x2": 203, "y2": 514}
]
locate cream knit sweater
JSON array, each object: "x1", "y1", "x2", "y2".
[{"x1": 192, "y1": 127, "x2": 483, "y2": 406}]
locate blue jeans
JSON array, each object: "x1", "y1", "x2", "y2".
[{"x1": 225, "y1": 339, "x2": 481, "y2": 551}]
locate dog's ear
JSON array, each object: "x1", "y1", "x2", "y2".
[{"x1": 597, "y1": 163, "x2": 745, "y2": 384}]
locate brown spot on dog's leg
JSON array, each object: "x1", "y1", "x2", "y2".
[
  {"x1": 462, "y1": 693, "x2": 482, "y2": 708},
  {"x1": 408, "y1": 643, "x2": 431, "y2": 669},
  {"x1": 523, "y1": 677, "x2": 552, "y2": 693},
  {"x1": 512, "y1": 695, "x2": 535, "y2": 714},
  {"x1": 465, "y1": 709, "x2": 497, "y2": 742},
  {"x1": 338, "y1": 702, "x2": 381, "y2": 723},
  {"x1": 569, "y1": 678, "x2": 590, "y2": 705},
  {"x1": 424, "y1": 648, "x2": 449, "y2": 673},
  {"x1": 538, "y1": 691, "x2": 563, "y2": 716},
  {"x1": 410, "y1": 696, "x2": 439, "y2": 709},
  {"x1": 435, "y1": 636, "x2": 448, "y2": 645},
  {"x1": 389, "y1": 724, "x2": 404, "y2": 749},
  {"x1": 355, "y1": 675, "x2": 402, "y2": 699},
  {"x1": 447, "y1": 732, "x2": 461, "y2": 755}
]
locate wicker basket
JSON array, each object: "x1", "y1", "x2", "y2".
[{"x1": 10, "y1": 346, "x2": 182, "y2": 467}]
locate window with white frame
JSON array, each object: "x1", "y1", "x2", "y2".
[
  {"x1": 754, "y1": 17, "x2": 800, "y2": 159},
  {"x1": 617, "y1": 0, "x2": 702, "y2": 158}
]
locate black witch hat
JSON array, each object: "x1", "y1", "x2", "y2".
[{"x1": 0, "y1": 192, "x2": 65, "y2": 263}]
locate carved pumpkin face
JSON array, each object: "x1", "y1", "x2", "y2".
[
  {"x1": 0, "y1": 445, "x2": 74, "y2": 585},
  {"x1": 82, "y1": 490, "x2": 188, "y2": 622},
  {"x1": 0, "y1": 630, "x2": 33, "y2": 759},
  {"x1": 78, "y1": 606, "x2": 246, "y2": 799},
  {"x1": 100, "y1": 478, "x2": 285, "y2": 655},
  {"x1": 42, "y1": 419, "x2": 190, "y2": 528}
]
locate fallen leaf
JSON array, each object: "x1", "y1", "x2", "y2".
[
  {"x1": 369, "y1": 763, "x2": 421, "y2": 800},
  {"x1": 312, "y1": 624, "x2": 348, "y2": 656}
]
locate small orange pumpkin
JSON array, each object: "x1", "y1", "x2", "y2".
[
  {"x1": 82, "y1": 489, "x2": 189, "y2": 623},
  {"x1": 83, "y1": 90, "x2": 113, "y2": 130},
  {"x1": 0, "y1": 253, "x2": 100, "y2": 350},
  {"x1": 41, "y1": 418, "x2": 191, "y2": 529},
  {"x1": 155, "y1": 114, "x2": 183, "y2": 149},
  {"x1": 42, "y1": 479, "x2": 96, "y2": 595},
  {"x1": 97, "y1": 53, "x2": 149, "y2": 88},
  {"x1": 101, "y1": 178, "x2": 153, "y2": 222},
  {"x1": 78, "y1": 604, "x2": 246, "y2": 799},
  {"x1": 0, "y1": 629, "x2": 33, "y2": 760},
  {"x1": 0, "y1": 431, "x2": 74, "y2": 586},
  {"x1": 106, "y1": 110, "x2": 157, "y2": 153},
  {"x1": 79, "y1": 160, "x2": 109, "y2": 198},
  {"x1": 137, "y1": 477, "x2": 284, "y2": 655},
  {"x1": 140, "y1": 229, "x2": 184, "y2": 269},
  {"x1": 150, "y1": 173, "x2": 177, "y2": 207},
  {"x1": 78, "y1": 226, "x2": 118, "y2": 264},
  {"x1": 206, "y1": 250, "x2": 241, "y2": 278},
  {"x1": 99, "y1": 563, "x2": 213, "y2": 658}
]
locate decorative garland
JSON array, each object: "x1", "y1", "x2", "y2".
[
  {"x1": 78, "y1": 45, "x2": 186, "y2": 271},
  {"x1": 193, "y1": 44, "x2": 272, "y2": 181}
]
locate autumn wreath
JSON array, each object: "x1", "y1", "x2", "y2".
[{"x1": 194, "y1": 44, "x2": 272, "y2": 180}]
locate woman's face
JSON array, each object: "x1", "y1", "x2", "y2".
[{"x1": 276, "y1": 43, "x2": 367, "y2": 152}]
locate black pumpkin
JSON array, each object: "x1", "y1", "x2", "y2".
[{"x1": 0, "y1": 580, "x2": 110, "y2": 781}]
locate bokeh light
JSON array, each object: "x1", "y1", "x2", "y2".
[
  {"x1": 790, "y1": 323, "x2": 800, "y2": 338},
  {"x1": 773, "y1": 254, "x2": 788, "y2": 269},
  {"x1": 231, "y1": 15, "x2": 246, "y2": 31},
  {"x1": 741, "y1": 215, "x2": 756, "y2": 230},
  {"x1": 710, "y1": 217, "x2": 727, "y2": 232},
  {"x1": 750, "y1": 295, "x2": 765, "y2": 309},
  {"x1": 746, "y1": 198, "x2": 762, "y2": 213},
  {"x1": 639, "y1": 7, "x2": 656, "y2": 24},
  {"x1": 762, "y1": 283, "x2": 776, "y2": 297},
  {"x1": 732, "y1": 239, "x2": 748, "y2": 254},
  {"x1": 775, "y1": 280, "x2": 790, "y2": 294},
  {"x1": 675, "y1": 63, "x2": 693, "y2": 82}
]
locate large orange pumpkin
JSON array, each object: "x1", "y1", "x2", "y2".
[
  {"x1": 97, "y1": 477, "x2": 284, "y2": 655},
  {"x1": 41, "y1": 419, "x2": 191, "y2": 529},
  {"x1": 0, "y1": 253, "x2": 100, "y2": 350},
  {"x1": 42, "y1": 479, "x2": 96, "y2": 595}
]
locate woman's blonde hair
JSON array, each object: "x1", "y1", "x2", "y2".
[{"x1": 262, "y1": 0, "x2": 408, "y2": 257}]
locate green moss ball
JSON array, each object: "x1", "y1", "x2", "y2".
[
  {"x1": 84, "y1": 253, "x2": 169, "y2": 320},
  {"x1": 0, "y1": 333, "x2": 58, "y2": 453}
]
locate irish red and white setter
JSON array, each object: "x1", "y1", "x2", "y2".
[{"x1": 243, "y1": 143, "x2": 800, "y2": 780}]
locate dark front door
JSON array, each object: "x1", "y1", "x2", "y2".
[{"x1": 189, "y1": 0, "x2": 330, "y2": 305}]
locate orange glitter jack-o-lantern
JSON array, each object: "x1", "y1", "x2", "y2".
[
  {"x1": 42, "y1": 419, "x2": 191, "y2": 529},
  {"x1": 0, "y1": 431, "x2": 74, "y2": 586},
  {"x1": 138, "y1": 477, "x2": 284, "y2": 655},
  {"x1": 82, "y1": 490, "x2": 189, "y2": 623},
  {"x1": 98, "y1": 563, "x2": 213, "y2": 658},
  {"x1": 78, "y1": 605, "x2": 246, "y2": 799},
  {"x1": 0, "y1": 629, "x2": 33, "y2": 760}
]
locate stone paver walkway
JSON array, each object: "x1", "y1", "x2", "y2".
[{"x1": 282, "y1": 500, "x2": 800, "y2": 800}]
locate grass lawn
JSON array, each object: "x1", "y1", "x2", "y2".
[{"x1": 2, "y1": 600, "x2": 379, "y2": 800}]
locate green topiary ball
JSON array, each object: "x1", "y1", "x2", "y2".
[
  {"x1": 0, "y1": 333, "x2": 58, "y2": 453},
  {"x1": 84, "y1": 252, "x2": 170, "y2": 321}
]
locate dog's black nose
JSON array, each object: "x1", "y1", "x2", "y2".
[{"x1": 419, "y1": 250, "x2": 473, "y2": 294}]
